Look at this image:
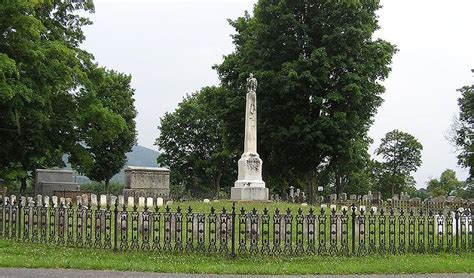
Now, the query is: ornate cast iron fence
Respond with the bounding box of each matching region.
[0,195,473,257]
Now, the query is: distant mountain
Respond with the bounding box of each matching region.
[72,145,160,184]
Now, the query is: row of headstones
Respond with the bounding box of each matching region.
[0,194,172,208]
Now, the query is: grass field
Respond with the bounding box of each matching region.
[0,239,473,275]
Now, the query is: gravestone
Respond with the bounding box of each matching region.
[349,194,357,201]
[339,193,347,202]
[123,166,170,199]
[372,192,382,205]
[35,169,80,196]
[330,194,337,203]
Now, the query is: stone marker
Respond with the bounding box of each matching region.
[35,169,80,195]
[157,197,164,207]
[10,195,16,205]
[166,200,173,206]
[44,196,49,207]
[340,193,347,201]
[52,196,58,207]
[341,205,348,212]
[138,197,145,208]
[118,195,125,206]
[330,204,337,211]
[231,74,268,201]
[301,203,308,207]
[65,198,72,207]
[90,194,97,207]
[82,194,89,207]
[59,197,65,206]
[99,195,107,207]
[20,196,26,206]
[146,197,153,208]
[289,186,295,199]
[321,204,327,210]
[76,195,82,206]
[350,194,357,201]
[36,195,43,206]
[371,206,378,213]
[330,194,337,203]
[128,196,135,208]
[203,199,210,203]
[359,205,366,212]
[110,196,117,206]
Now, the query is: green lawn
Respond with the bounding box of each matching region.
[0,239,472,275]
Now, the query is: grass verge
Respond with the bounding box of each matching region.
[0,239,473,275]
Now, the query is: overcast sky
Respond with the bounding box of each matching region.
[81,0,474,188]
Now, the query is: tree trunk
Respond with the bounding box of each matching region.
[105,179,110,194]
[20,177,27,195]
[215,173,222,196]
[307,171,316,204]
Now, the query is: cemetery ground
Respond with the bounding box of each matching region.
[0,238,473,275]
[1,200,473,275]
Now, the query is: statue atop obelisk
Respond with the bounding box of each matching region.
[231,73,268,201]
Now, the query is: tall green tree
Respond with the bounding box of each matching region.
[156,86,236,197]
[214,0,396,201]
[452,85,474,180]
[0,0,94,192]
[374,129,423,197]
[71,67,137,191]
[427,169,466,197]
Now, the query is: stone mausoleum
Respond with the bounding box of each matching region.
[123,166,170,199]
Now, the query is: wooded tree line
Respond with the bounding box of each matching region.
[0,0,136,192]
[157,0,473,200]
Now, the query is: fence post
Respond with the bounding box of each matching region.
[231,202,236,259]
[351,204,356,255]
[455,210,459,254]
[17,195,21,241]
[113,199,118,252]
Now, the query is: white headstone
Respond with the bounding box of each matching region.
[59,197,65,206]
[110,196,117,207]
[359,205,366,212]
[341,205,348,212]
[44,196,50,207]
[100,195,107,207]
[52,196,58,207]
[301,203,308,207]
[76,195,82,206]
[138,197,145,208]
[81,194,89,207]
[146,197,153,208]
[203,198,210,203]
[10,195,16,204]
[330,204,337,211]
[166,200,173,206]
[371,206,378,213]
[156,197,164,207]
[118,195,125,206]
[90,194,97,207]
[65,198,72,208]
[36,195,43,206]
[127,196,134,208]
[321,204,328,210]
[20,196,26,207]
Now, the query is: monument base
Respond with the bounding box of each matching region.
[123,188,169,199]
[231,182,268,201]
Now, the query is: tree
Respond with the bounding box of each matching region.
[452,85,474,180]
[156,87,236,197]
[374,130,423,197]
[214,0,396,201]
[71,67,137,191]
[427,169,466,197]
[0,0,94,192]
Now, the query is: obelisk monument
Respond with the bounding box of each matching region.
[231,73,269,201]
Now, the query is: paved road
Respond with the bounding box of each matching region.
[0,268,472,278]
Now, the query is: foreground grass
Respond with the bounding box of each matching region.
[0,239,473,275]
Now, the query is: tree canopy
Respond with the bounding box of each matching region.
[0,0,137,192]
[213,0,396,200]
[374,129,423,197]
